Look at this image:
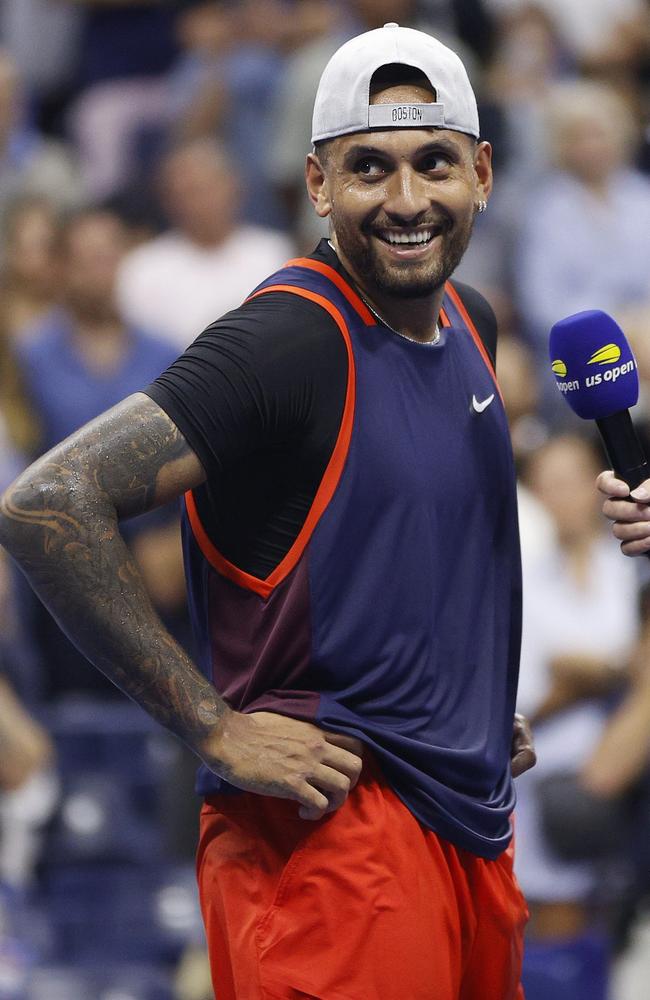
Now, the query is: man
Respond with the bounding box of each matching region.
[0,24,533,1000]
[117,138,294,348]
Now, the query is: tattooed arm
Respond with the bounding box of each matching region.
[0,393,362,818]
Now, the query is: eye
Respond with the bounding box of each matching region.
[354,156,388,177]
[419,151,451,172]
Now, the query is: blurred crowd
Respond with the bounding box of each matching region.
[1,1,650,999]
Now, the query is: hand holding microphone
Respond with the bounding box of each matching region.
[549,309,650,556]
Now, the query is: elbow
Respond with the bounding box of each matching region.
[0,471,61,557]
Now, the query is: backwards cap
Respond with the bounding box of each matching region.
[311,22,479,145]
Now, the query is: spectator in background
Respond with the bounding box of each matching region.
[0,0,82,116]
[495,333,553,563]
[458,4,567,289]
[496,334,549,466]
[514,80,650,354]
[17,207,186,699]
[484,0,647,81]
[581,589,650,1000]
[0,668,57,889]
[0,320,57,893]
[0,303,40,466]
[68,0,178,200]
[0,49,83,225]
[117,138,294,349]
[0,196,61,349]
[515,434,640,987]
[166,0,299,229]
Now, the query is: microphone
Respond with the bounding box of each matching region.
[549,310,649,489]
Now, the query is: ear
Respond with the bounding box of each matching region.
[474,140,493,203]
[305,152,332,218]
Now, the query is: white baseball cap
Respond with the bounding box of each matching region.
[311,22,479,144]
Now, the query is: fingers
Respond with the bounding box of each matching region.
[603,496,650,523]
[323,731,365,756]
[511,713,536,778]
[511,747,537,778]
[596,470,630,498]
[295,783,330,821]
[608,508,650,555]
[297,764,353,821]
[599,471,650,556]
[321,741,364,789]
[313,763,354,812]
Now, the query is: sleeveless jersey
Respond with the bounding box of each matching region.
[181,255,522,859]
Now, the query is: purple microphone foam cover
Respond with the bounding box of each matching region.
[549,310,639,420]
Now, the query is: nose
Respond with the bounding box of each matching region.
[382,162,430,222]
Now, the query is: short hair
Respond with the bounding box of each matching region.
[369,62,436,99]
[545,80,638,168]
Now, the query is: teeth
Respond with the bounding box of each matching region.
[381,230,433,245]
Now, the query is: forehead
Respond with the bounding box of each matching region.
[329,125,474,163]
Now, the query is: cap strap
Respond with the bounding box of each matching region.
[367,103,445,128]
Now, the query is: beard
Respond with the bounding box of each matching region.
[330,207,475,300]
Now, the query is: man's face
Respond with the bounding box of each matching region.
[63,214,127,320]
[308,83,491,302]
[160,147,239,247]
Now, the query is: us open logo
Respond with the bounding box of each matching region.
[583,343,635,387]
[551,343,636,394]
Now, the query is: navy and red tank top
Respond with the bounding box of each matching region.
[178,250,522,859]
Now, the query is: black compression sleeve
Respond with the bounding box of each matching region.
[144,291,348,487]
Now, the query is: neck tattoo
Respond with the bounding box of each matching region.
[327,240,441,345]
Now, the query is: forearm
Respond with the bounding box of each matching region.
[581,684,650,796]
[0,447,227,758]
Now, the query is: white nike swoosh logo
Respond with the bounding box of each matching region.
[471,393,495,413]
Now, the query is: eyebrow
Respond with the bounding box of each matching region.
[342,137,463,168]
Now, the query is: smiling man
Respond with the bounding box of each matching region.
[0,23,532,1000]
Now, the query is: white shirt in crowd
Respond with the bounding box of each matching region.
[117,226,295,351]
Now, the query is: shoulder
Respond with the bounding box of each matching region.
[448,279,498,361]
[201,287,345,356]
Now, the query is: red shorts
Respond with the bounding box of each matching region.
[196,760,528,1000]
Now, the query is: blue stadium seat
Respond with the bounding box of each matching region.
[47,772,161,865]
[41,863,202,966]
[522,933,610,1000]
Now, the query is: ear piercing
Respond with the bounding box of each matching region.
[477,200,487,214]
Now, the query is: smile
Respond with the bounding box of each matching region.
[376,228,436,246]
[373,227,442,258]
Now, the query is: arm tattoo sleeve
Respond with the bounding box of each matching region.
[0,393,228,756]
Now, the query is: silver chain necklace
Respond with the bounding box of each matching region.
[327,240,441,346]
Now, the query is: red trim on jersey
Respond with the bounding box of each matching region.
[185,283,356,599]
[445,282,503,402]
[284,257,377,326]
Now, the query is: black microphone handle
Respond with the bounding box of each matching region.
[595,409,649,491]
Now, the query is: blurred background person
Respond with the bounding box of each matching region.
[0,668,57,891]
[16,206,187,700]
[515,434,641,998]
[0,195,61,348]
[581,587,650,1000]
[117,137,294,349]
[0,48,82,227]
[513,80,650,355]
